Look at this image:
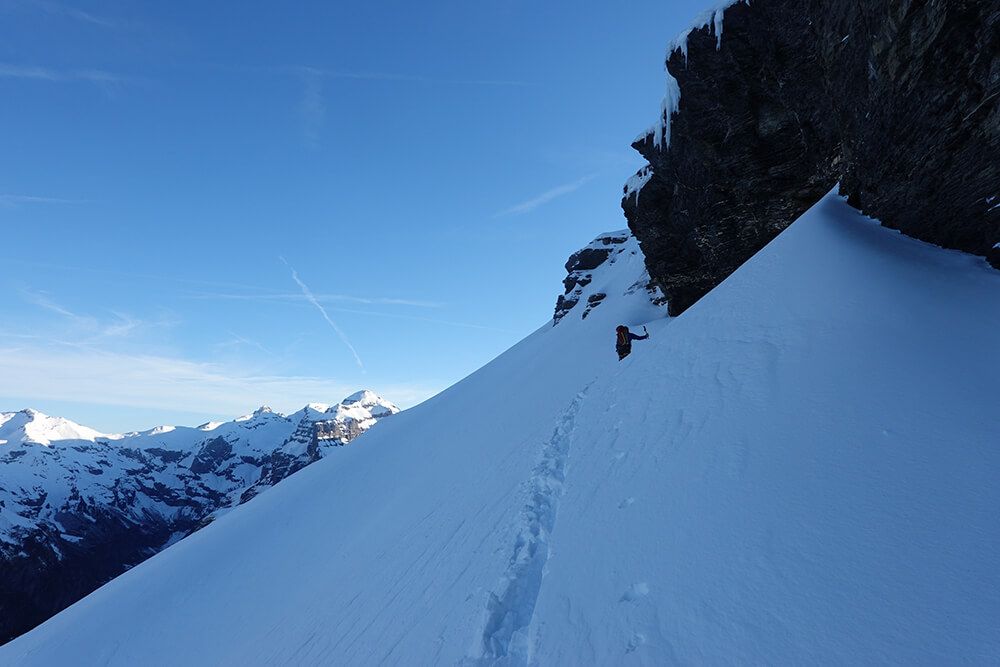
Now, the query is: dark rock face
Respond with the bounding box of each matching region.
[189,437,233,474]
[625,0,1000,315]
[828,1,1000,263]
[314,418,364,444]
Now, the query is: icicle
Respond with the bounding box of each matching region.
[624,165,654,204]
[642,0,751,151]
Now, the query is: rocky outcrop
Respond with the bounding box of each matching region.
[0,393,398,645]
[553,230,665,323]
[625,0,1000,315]
[555,231,629,322]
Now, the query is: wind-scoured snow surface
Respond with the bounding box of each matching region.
[4,194,1000,664]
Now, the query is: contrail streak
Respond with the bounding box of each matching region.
[282,259,364,370]
[493,174,597,217]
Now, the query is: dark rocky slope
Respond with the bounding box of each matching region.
[625,0,1000,315]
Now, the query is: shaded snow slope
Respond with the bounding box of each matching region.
[4,194,999,664]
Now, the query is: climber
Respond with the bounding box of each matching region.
[615,325,649,361]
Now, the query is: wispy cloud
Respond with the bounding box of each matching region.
[0,344,438,418]
[281,258,365,370]
[4,258,318,294]
[314,305,516,334]
[259,64,528,146]
[186,291,511,332]
[102,311,146,338]
[254,63,532,88]
[5,259,455,315]
[0,193,85,207]
[187,290,445,309]
[0,63,133,89]
[315,69,533,87]
[494,174,598,217]
[21,289,167,341]
[298,67,325,148]
[1,287,438,419]
[27,0,120,28]
[23,290,87,323]
[215,331,273,356]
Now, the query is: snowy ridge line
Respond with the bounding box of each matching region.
[475,386,591,664]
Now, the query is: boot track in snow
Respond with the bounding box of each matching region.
[475,386,590,664]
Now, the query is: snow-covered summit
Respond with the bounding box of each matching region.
[337,389,398,416]
[313,391,400,445]
[344,389,374,403]
[222,393,398,427]
[0,408,113,446]
[236,405,278,422]
[197,421,223,431]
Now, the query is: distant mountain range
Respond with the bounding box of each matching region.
[0,390,399,644]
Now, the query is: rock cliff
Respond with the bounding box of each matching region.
[625,0,1000,315]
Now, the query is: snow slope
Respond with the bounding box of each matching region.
[3,193,999,664]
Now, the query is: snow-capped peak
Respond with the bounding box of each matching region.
[338,389,399,414]
[0,393,401,450]
[342,390,379,405]
[331,390,399,419]
[0,409,112,446]
[236,405,278,422]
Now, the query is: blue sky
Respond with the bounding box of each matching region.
[1,0,709,432]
